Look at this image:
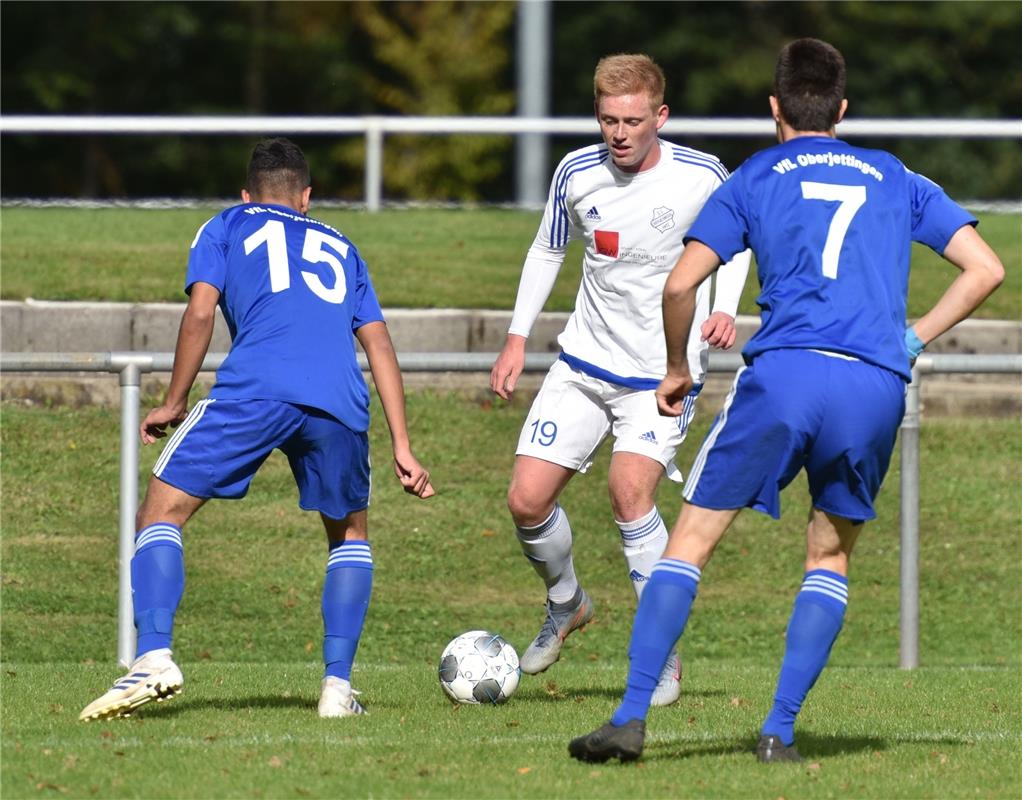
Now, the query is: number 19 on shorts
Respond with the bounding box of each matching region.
[529,420,558,447]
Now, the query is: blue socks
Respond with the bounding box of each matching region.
[322,540,374,681]
[761,569,848,745]
[611,559,701,726]
[131,523,185,658]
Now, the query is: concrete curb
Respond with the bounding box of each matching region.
[2,301,1019,416]
[2,300,1019,355]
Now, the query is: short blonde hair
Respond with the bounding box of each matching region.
[594,54,666,109]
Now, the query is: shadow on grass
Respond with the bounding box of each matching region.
[517,685,727,702]
[645,731,886,762]
[145,694,314,717]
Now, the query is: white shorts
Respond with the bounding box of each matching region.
[516,359,699,483]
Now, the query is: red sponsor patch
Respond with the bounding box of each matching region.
[594,229,619,258]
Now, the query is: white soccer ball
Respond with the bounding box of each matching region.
[438,630,521,705]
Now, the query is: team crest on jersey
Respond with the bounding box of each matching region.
[594,230,619,257]
[650,206,675,233]
[585,206,601,221]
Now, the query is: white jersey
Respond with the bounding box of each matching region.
[509,139,750,387]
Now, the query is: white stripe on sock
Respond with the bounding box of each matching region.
[652,559,701,583]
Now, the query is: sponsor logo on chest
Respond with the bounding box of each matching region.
[594,229,619,258]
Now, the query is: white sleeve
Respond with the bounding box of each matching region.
[711,248,751,317]
[507,158,578,337]
[508,242,567,338]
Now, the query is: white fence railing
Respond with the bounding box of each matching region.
[2,350,1020,669]
[3,115,1020,210]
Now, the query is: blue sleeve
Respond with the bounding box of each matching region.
[908,171,977,255]
[683,170,751,264]
[351,251,385,330]
[184,214,228,295]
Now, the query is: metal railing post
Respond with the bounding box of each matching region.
[899,364,922,668]
[365,120,384,212]
[118,362,141,667]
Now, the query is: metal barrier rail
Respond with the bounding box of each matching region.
[2,351,1020,668]
[4,115,1019,211]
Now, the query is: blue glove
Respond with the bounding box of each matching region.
[905,326,926,360]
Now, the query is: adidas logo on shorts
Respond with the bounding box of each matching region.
[639,430,658,444]
[585,206,601,221]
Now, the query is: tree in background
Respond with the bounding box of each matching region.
[1,1,1018,201]
[550,1,1022,200]
[339,1,515,201]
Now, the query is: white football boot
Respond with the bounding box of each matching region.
[649,651,681,707]
[318,676,367,718]
[79,649,183,721]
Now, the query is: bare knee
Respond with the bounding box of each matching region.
[608,485,655,523]
[804,508,862,575]
[135,477,204,530]
[607,454,662,522]
[322,510,368,545]
[507,484,554,528]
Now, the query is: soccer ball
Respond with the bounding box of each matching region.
[438,630,521,705]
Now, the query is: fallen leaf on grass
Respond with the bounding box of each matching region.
[516,767,531,775]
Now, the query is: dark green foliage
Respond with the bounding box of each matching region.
[1,1,1019,200]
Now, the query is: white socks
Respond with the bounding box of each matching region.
[516,505,579,604]
[616,506,669,600]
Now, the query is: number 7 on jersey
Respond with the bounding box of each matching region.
[800,181,866,279]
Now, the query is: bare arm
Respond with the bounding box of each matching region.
[140,281,220,444]
[910,225,1005,346]
[658,241,724,416]
[356,320,435,498]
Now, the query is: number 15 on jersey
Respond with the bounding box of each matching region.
[244,219,350,304]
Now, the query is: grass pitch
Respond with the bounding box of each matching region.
[1,207,1019,319]
[1,395,1020,798]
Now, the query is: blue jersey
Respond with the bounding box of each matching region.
[686,136,975,380]
[185,203,384,431]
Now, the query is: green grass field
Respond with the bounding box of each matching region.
[2,396,1020,798]
[1,207,1019,319]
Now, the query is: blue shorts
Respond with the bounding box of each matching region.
[153,398,370,520]
[684,349,906,523]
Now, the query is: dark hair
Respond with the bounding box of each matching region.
[773,38,846,132]
[245,137,310,199]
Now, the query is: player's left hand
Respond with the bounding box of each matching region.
[700,311,737,350]
[656,372,694,417]
[393,448,436,499]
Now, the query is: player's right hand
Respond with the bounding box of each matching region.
[656,372,694,417]
[140,404,188,445]
[490,335,527,401]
